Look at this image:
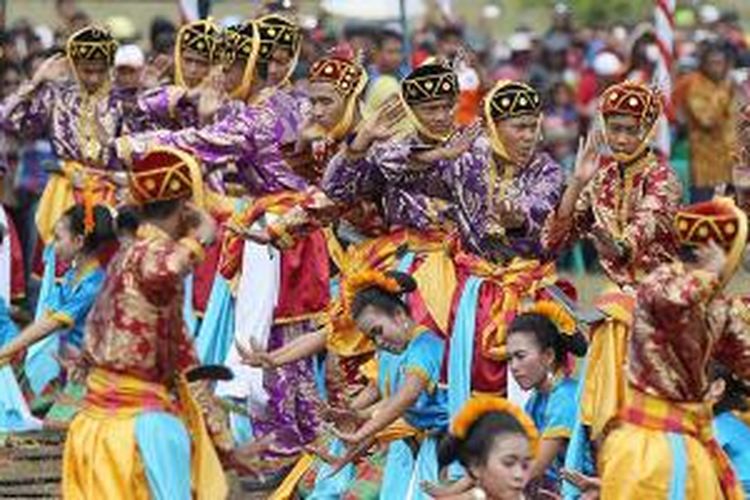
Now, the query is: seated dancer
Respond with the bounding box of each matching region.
[0,26,125,246]
[288,270,448,499]
[432,396,539,500]
[540,82,682,488]
[0,204,116,427]
[127,18,223,132]
[438,81,565,424]
[506,303,586,495]
[62,147,229,499]
[708,362,750,497]
[598,197,749,500]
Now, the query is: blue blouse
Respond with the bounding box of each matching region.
[377,328,449,432]
[714,411,750,497]
[45,262,106,349]
[525,376,579,484]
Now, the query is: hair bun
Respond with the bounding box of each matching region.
[563,330,588,357]
[385,270,417,294]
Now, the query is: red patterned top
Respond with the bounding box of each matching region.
[542,152,682,288]
[629,262,750,402]
[83,224,200,384]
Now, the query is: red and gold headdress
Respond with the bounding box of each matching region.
[67,25,118,65]
[128,146,205,207]
[675,197,748,286]
[309,45,369,140]
[599,81,662,163]
[451,396,539,456]
[174,18,222,88]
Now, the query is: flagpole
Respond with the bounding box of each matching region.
[654,0,675,157]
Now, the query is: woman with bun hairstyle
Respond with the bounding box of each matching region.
[289,269,448,499]
[433,396,539,500]
[506,301,587,494]
[0,203,116,425]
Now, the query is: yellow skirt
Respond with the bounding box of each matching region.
[599,422,723,499]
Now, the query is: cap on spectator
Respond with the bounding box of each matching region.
[114,44,144,68]
[699,4,720,25]
[593,51,623,76]
[508,32,532,53]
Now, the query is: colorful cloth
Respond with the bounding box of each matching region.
[254,84,309,147]
[542,152,681,288]
[600,387,743,500]
[714,411,750,497]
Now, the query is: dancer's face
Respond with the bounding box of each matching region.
[266,47,294,86]
[494,114,541,166]
[604,114,643,159]
[411,97,456,139]
[309,82,346,132]
[224,58,247,93]
[75,59,110,94]
[355,305,410,354]
[470,432,532,500]
[180,48,211,88]
[507,331,554,391]
[54,216,84,263]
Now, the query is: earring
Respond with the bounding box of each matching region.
[471,487,488,500]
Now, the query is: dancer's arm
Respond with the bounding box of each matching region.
[0,316,62,365]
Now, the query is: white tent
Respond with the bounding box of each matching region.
[320,0,426,20]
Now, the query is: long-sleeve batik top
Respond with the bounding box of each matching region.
[446,135,564,260]
[82,224,201,383]
[542,151,682,288]
[0,81,126,169]
[123,84,200,133]
[629,262,750,402]
[323,134,455,232]
[116,103,309,196]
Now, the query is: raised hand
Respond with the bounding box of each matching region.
[141,54,172,88]
[573,127,603,185]
[350,96,407,153]
[31,54,70,86]
[410,119,483,165]
[197,67,227,122]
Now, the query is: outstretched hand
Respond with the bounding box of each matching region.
[573,126,604,185]
[236,338,275,369]
[31,54,70,86]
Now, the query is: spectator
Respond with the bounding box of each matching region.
[363,27,403,118]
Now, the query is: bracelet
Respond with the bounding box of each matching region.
[178,236,206,262]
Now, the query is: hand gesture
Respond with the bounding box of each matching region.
[184,203,217,245]
[495,199,525,229]
[197,67,226,122]
[31,54,70,86]
[410,120,483,164]
[695,239,727,277]
[236,338,275,369]
[350,96,406,153]
[561,469,601,499]
[141,54,172,88]
[573,127,603,185]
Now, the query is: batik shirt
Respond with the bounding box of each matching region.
[116,104,309,196]
[323,134,455,232]
[542,151,682,288]
[629,262,750,402]
[0,81,125,169]
[446,135,564,260]
[82,224,200,384]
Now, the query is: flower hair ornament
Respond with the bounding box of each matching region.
[451,396,540,456]
[524,299,577,336]
[342,269,403,315]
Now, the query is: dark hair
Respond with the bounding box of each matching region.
[61,204,117,254]
[351,271,417,319]
[0,60,21,80]
[438,411,528,472]
[138,198,183,221]
[115,205,140,234]
[709,362,750,415]
[508,312,587,366]
[375,28,402,49]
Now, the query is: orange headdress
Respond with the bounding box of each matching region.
[128,146,205,207]
[599,81,662,163]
